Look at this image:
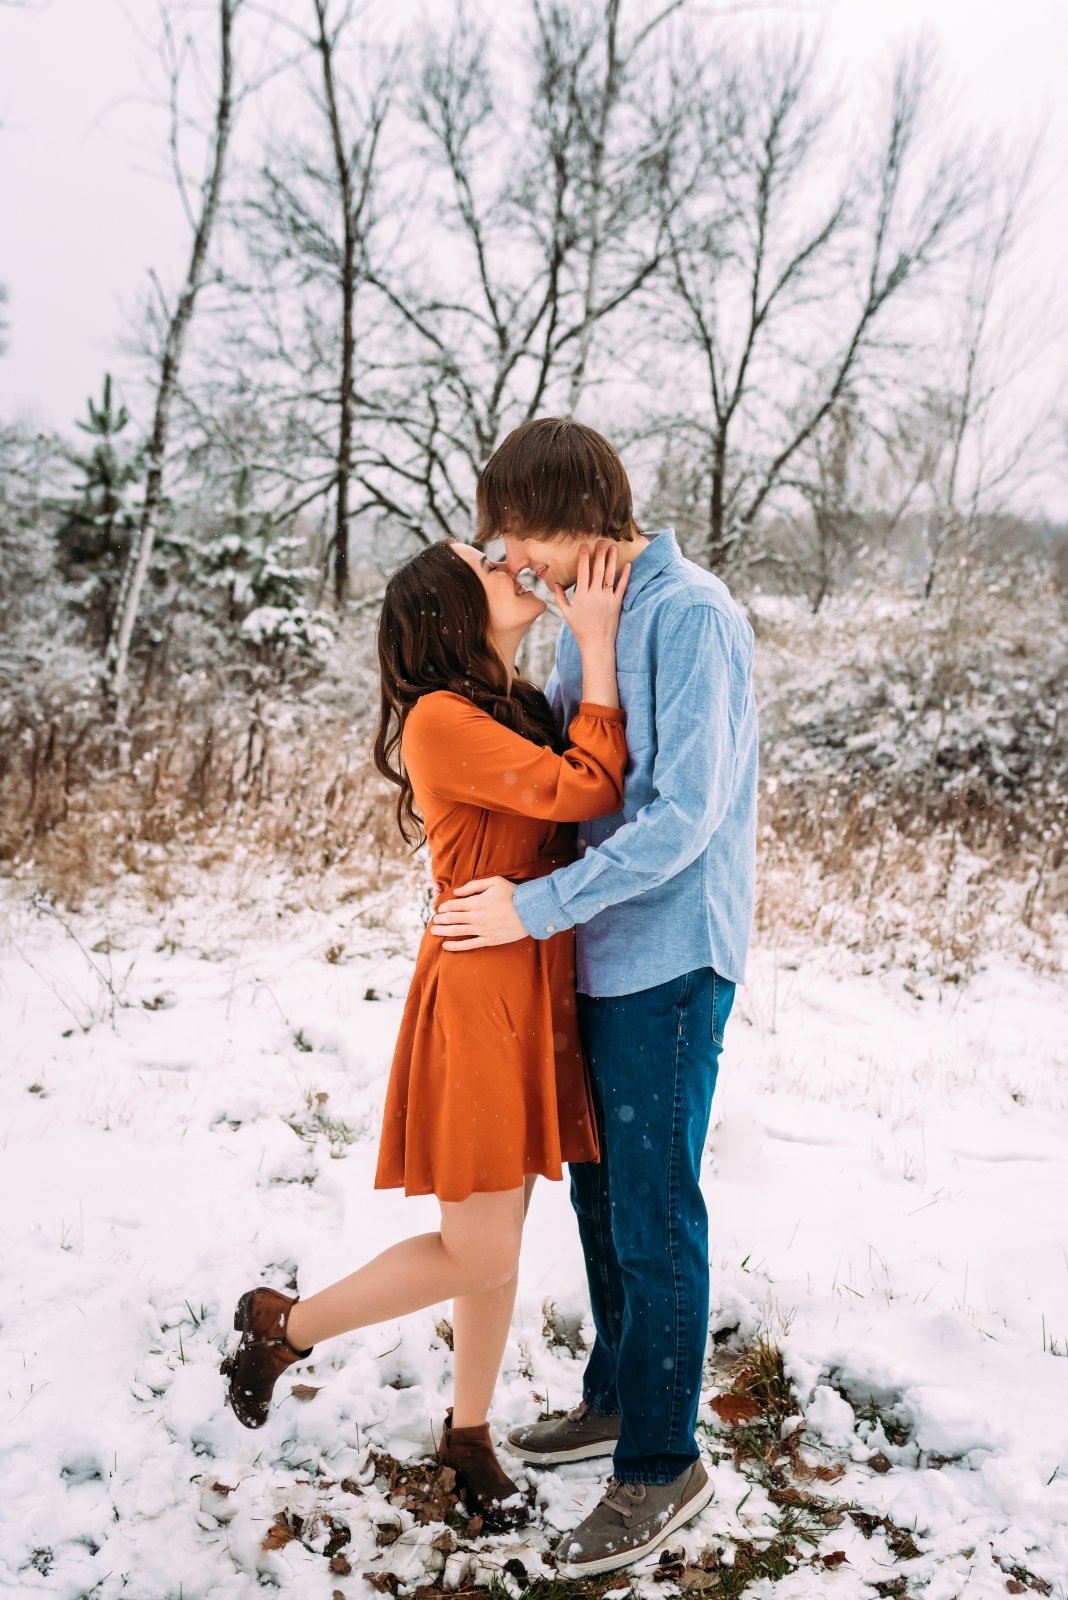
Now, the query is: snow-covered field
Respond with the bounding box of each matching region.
[2,875,1066,1599]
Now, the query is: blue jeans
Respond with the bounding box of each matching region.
[570,965,735,1484]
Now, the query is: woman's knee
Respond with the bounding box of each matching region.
[443,1229,520,1289]
[479,1244,522,1290]
[440,1190,524,1289]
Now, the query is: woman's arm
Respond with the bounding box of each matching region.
[404,540,630,823]
[404,693,627,823]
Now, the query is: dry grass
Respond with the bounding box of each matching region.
[755,784,1064,980]
[0,690,416,912]
[1,691,1062,980]
[2,576,1064,980]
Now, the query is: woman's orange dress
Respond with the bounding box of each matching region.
[373,690,628,1202]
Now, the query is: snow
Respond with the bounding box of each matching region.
[1,875,1066,1598]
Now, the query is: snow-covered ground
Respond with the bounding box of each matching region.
[2,876,1066,1599]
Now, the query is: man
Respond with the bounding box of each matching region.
[429,416,758,1578]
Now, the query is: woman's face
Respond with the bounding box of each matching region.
[448,540,546,633]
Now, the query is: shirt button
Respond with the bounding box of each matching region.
[598,901,606,909]
[545,923,556,933]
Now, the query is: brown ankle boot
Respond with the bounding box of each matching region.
[220,1287,314,1429]
[438,1406,529,1529]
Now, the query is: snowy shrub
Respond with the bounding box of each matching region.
[191,468,336,668]
[240,603,335,657]
[752,568,1066,975]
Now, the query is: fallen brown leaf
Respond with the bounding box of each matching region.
[709,1394,760,1425]
[362,1573,399,1594]
[822,1551,849,1568]
[261,1515,295,1551]
[330,1554,352,1575]
[290,1383,322,1401]
[680,1566,721,1591]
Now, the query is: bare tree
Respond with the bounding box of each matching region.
[354,0,684,535]
[916,140,1048,598]
[104,0,241,717]
[172,1,690,571]
[192,0,687,566]
[179,5,399,587]
[310,0,392,602]
[653,37,984,568]
[563,0,687,411]
[781,396,870,612]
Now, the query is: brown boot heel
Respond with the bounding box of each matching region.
[438,1406,529,1530]
[221,1286,314,1429]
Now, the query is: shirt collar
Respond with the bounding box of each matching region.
[621,527,680,611]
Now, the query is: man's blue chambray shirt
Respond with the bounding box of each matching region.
[512,528,758,998]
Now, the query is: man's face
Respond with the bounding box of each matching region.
[498,532,592,592]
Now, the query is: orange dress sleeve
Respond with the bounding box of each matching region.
[403,690,627,822]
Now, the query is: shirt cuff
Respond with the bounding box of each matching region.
[513,873,573,940]
[576,701,626,723]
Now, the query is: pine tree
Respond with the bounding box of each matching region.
[54,376,144,642]
[202,466,333,664]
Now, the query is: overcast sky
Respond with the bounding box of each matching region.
[2,0,1066,512]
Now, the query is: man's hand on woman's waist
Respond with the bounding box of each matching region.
[429,877,528,950]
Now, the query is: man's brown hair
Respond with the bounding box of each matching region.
[475,416,642,545]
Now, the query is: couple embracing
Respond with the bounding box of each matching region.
[221,417,758,1579]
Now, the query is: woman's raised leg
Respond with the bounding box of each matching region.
[451,1176,537,1427]
[284,1184,526,1352]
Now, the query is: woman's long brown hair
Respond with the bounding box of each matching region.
[373,538,565,848]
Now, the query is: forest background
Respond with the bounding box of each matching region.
[2,0,1065,967]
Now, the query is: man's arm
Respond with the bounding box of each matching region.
[427,600,751,952]
[512,601,750,939]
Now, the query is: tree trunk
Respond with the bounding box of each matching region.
[707,432,727,568]
[811,511,831,613]
[566,0,620,414]
[314,0,356,607]
[335,263,354,604]
[103,0,237,720]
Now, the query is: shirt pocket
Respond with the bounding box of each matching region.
[617,668,654,756]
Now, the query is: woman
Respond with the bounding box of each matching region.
[221,535,630,1526]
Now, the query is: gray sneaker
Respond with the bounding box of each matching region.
[556,1459,714,1577]
[506,1399,621,1464]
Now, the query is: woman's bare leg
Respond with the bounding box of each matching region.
[451,1176,538,1428]
[284,1185,526,1352]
